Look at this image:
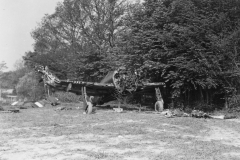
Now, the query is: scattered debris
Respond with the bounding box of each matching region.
[11,101,24,106]
[47,96,60,106]
[35,102,43,108]
[191,110,210,118]
[55,106,73,111]
[11,101,18,106]
[0,109,20,113]
[161,109,237,120]
[209,115,225,119]
[113,108,123,112]
[23,102,38,108]
[19,106,28,109]
[161,109,190,118]
[37,99,48,107]
[209,115,237,120]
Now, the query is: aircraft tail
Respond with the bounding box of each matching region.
[35,65,61,85]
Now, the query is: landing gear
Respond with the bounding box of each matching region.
[82,87,93,114]
[155,100,164,112]
[155,88,164,112]
[83,101,93,114]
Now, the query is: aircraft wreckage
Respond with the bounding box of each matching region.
[36,65,165,114]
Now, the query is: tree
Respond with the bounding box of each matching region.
[25,0,129,82]
[14,59,25,71]
[0,61,8,100]
[15,72,45,100]
[115,0,240,108]
[0,59,28,89]
[23,0,240,108]
[0,61,7,72]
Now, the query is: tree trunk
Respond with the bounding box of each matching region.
[206,90,209,104]
[225,97,229,109]
[199,87,204,102]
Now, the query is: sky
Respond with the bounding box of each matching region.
[0,0,63,71]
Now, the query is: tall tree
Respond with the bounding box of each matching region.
[0,59,28,93]
[116,0,240,107]
[15,72,45,100]
[25,0,129,81]
[0,61,7,72]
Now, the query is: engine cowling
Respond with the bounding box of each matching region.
[112,67,140,93]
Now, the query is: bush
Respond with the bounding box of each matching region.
[229,95,240,107]
[16,72,45,101]
[191,101,216,112]
[52,92,80,103]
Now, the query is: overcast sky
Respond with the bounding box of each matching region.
[0,0,63,71]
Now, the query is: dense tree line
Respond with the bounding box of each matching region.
[20,0,240,109]
[116,0,240,109]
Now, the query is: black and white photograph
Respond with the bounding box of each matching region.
[1,0,240,159]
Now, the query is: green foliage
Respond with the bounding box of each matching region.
[52,91,80,103]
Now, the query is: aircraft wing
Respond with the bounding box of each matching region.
[57,80,115,96]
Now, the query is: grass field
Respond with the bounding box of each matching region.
[1,104,240,160]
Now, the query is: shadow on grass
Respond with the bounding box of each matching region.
[95,103,154,112]
[48,101,155,114]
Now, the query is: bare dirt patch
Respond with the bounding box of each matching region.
[1,107,240,160]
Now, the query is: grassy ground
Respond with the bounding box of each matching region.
[0,104,240,160]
